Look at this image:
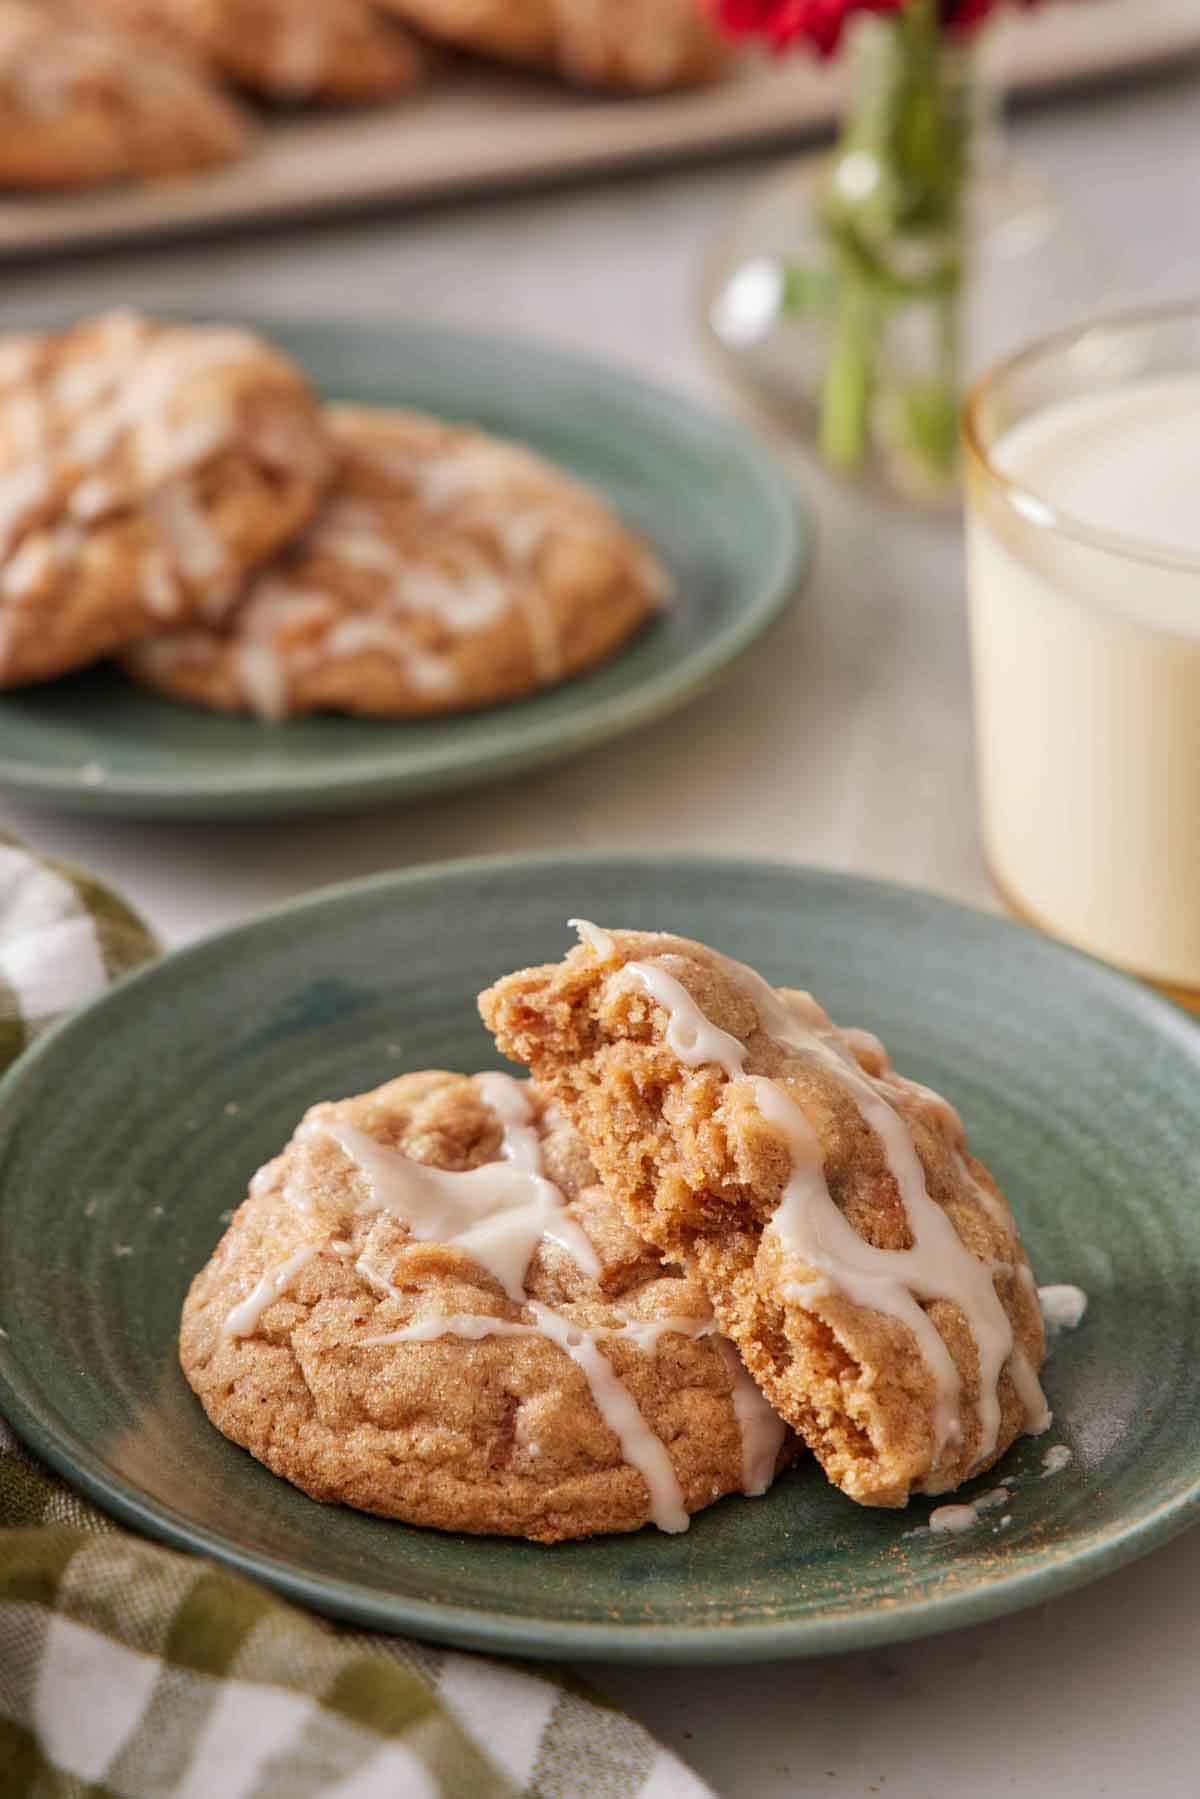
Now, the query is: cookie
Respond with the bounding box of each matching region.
[0,311,334,687]
[124,405,668,719]
[0,1,249,190]
[180,1071,793,1540]
[375,0,731,91]
[480,924,1050,1508]
[56,0,425,103]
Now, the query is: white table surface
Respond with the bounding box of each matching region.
[5,60,1200,1799]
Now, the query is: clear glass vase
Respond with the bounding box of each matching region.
[702,8,1110,508]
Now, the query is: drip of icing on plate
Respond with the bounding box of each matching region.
[573,921,1051,1488]
[927,1486,1010,1535]
[1039,1284,1088,1332]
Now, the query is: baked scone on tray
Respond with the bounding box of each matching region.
[376,0,732,91]
[181,1071,793,1541]
[0,0,249,191]
[0,310,334,686]
[125,405,669,719]
[480,924,1050,1508]
[53,0,426,104]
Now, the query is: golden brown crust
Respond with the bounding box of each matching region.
[124,405,666,719]
[180,1071,796,1541]
[0,0,249,190]
[480,929,1047,1507]
[55,0,426,102]
[0,311,333,686]
[375,0,732,91]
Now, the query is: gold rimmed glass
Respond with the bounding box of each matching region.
[964,303,1200,1009]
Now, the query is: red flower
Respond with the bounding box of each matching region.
[713,0,902,56]
[711,0,1041,55]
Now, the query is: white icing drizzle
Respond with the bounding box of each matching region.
[326,1118,588,1299]
[1042,1444,1073,1477]
[319,526,397,574]
[400,556,509,633]
[762,1075,969,1466]
[365,1311,534,1347]
[67,327,257,477]
[612,936,1050,1480]
[1039,1284,1088,1331]
[323,617,453,691]
[928,1486,1009,1534]
[620,958,746,1078]
[235,641,290,723]
[249,1161,277,1199]
[69,475,115,522]
[715,1337,788,1495]
[382,437,548,511]
[323,1075,601,1301]
[0,536,51,600]
[0,460,49,560]
[361,1302,689,1533]
[474,1071,543,1171]
[223,1243,317,1337]
[531,1301,689,1531]
[139,551,183,619]
[607,1313,711,1350]
[570,918,616,959]
[354,1251,406,1302]
[150,482,229,590]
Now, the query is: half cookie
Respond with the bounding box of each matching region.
[480,925,1049,1507]
[126,406,668,719]
[180,1071,792,1541]
[0,311,333,685]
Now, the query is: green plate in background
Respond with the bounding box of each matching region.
[0,855,1197,1662]
[0,318,809,818]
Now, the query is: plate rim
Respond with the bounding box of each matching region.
[2,850,1200,1662]
[0,316,812,817]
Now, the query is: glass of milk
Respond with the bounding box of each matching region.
[964,305,1200,1003]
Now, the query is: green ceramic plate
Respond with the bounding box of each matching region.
[0,316,809,818]
[0,855,1198,1662]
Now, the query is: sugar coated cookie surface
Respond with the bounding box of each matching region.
[0,0,249,190]
[0,311,333,686]
[180,1071,792,1540]
[125,405,668,719]
[376,0,731,91]
[481,925,1049,1508]
[61,0,425,102]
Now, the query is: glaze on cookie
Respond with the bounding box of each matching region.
[0,311,333,685]
[480,926,1049,1507]
[180,1071,792,1540]
[57,0,425,103]
[125,406,668,719]
[375,0,731,91]
[0,0,249,190]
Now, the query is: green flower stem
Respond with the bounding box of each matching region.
[781,0,972,489]
[819,296,876,468]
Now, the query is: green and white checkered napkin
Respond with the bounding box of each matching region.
[0,837,716,1799]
